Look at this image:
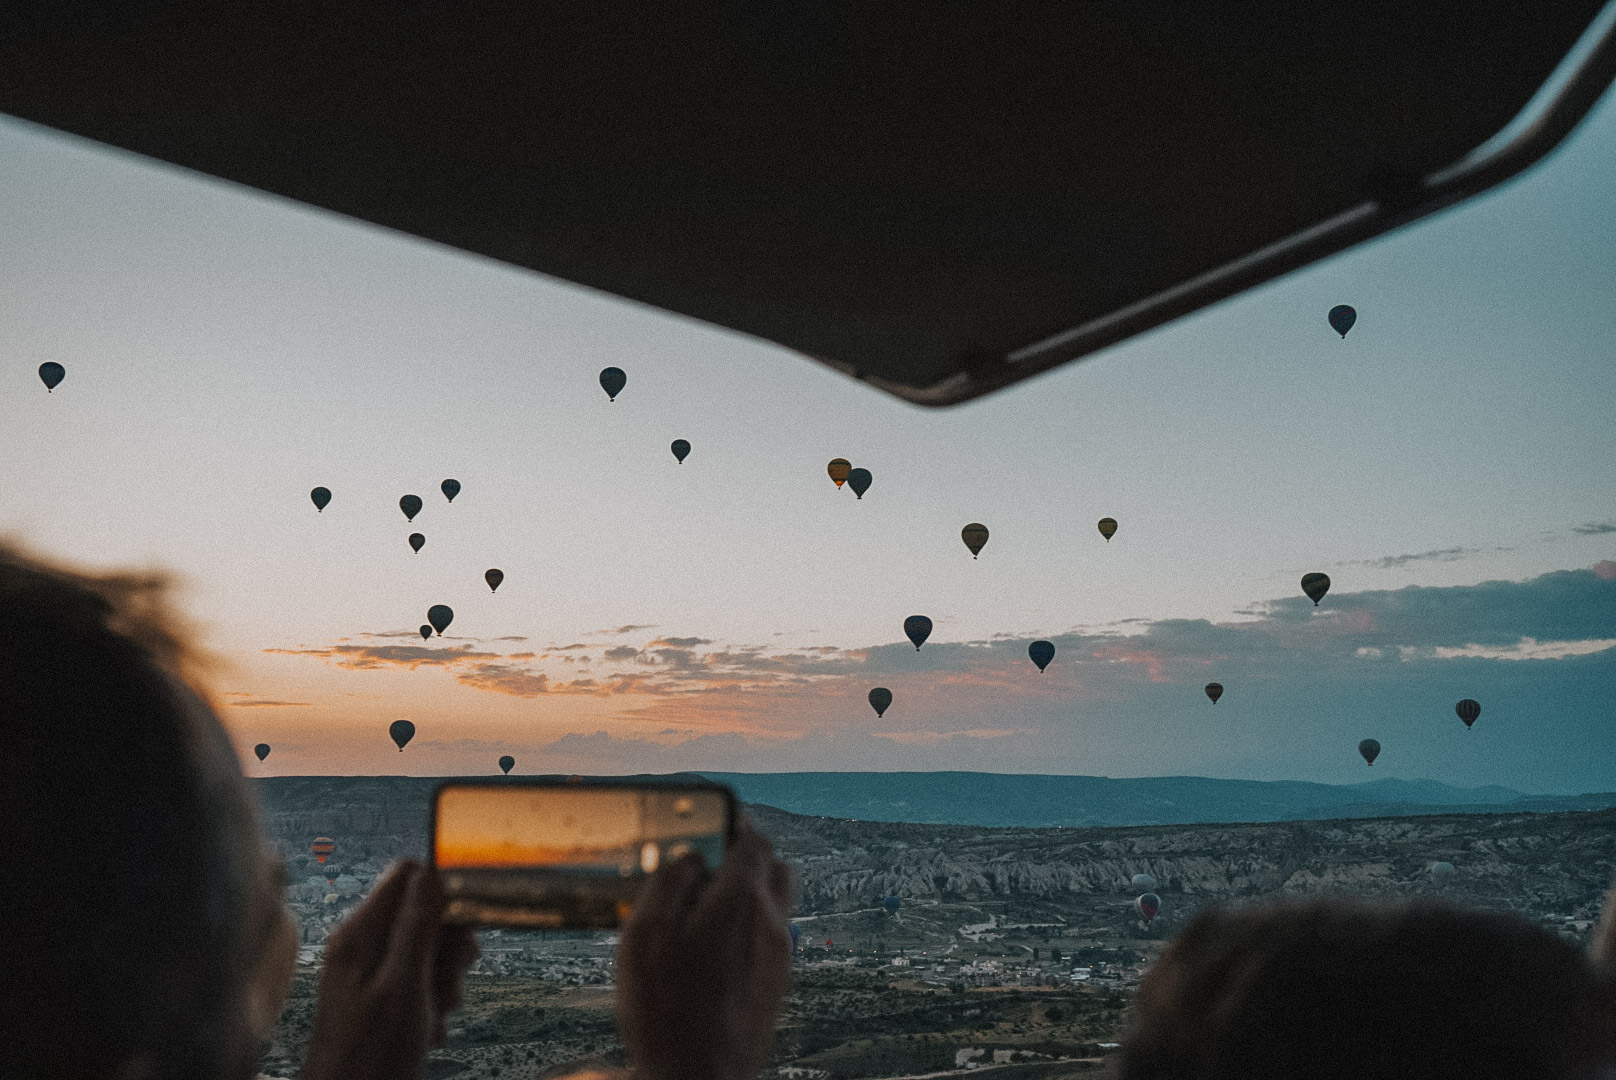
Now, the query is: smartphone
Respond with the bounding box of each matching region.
[431,778,735,929]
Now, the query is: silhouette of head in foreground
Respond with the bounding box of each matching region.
[0,544,297,1079]
[1120,897,1616,1080]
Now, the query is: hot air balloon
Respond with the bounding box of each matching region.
[311,837,335,864]
[1029,640,1055,672]
[1301,572,1331,605]
[254,743,271,762]
[409,533,425,553]
[1456,699,1481,728]
[827,459,851,489]
[1131,873,1157,891]
[419,625,433,641]
[847,468,872,499]
[400,495,423,522]
[1359,738,1380,766]
[671,439,690,463]
[389,720,416,751]
[1431,861,1456,880]
[310,487,332,512]
[1328,304,1357,338]
[904,615,932,650]
[485,569,503,593]
[441,479,460,502]
[323,864,340,885]
[1136,893,1161,923]
[38,362,66,391]
[868,687,893,717]
[499,755,515,775]
[1097,517,1118,541]
[600,367,627,401]
[1205,682,1224,704]
[883,895,901,914]
[427,605,453,635]
[961,523,989,558]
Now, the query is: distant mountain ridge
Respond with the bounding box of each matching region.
[694,772,1616,828]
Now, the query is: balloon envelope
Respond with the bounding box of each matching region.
[1431,861,1456,879]
[1028,640,1055,672]
[499,755,515,775]
[1328,304,1357,337]
[323,865,340,883]
[1097,517,1118,541]
[600,366,627,400]
[419,624,433,641]
[310,486,332,512]
[441,479,461,502]
[400,494,423,521]
[1456,699,1481,728]
[1205,682,1224,703]
[1301,572,1331,605]
[409,533,425,553]
[1359,738,1380,765]
[868,687,893,717]
[1136,893,1161,922]
[883,895,901,913]
[961,523,989,558]
[847,468,872,499]
[38,362,65,391]
[390,720,416,751]
[485,569,504,592]
[1131,873,1157,891]
[671,439,690,463]
[827,458,851,488]
[254,743,271,762]
[311,837,335,863]
[427,605,453,634]
[904,615,932,650]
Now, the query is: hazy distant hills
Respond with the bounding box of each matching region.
[696,772,1616,828]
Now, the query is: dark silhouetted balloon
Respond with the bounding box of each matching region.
[600,366,627,400]
[1137,893,1160,923]
[1456,699,1481,728]
[1359,738,1380,766]
[427,605,453,635]
[400,494,422,521]
[883,895,901,913]
[827,459,851,489]
[1205,682,1224,704]
[254,743,271,762]
[311,837,335,864]
[38,362,65,391]
[409,533,425,553]
[904,615,932,650]
[442,479,461,502]
[310,487,332,512]
[419,625,433,641]
[1029,640,1055,672]
[390,720,416,751]
[499,755,515,775]
[671,439,690,463]
[868,687,893,717]
[1328,304,1357,338]
[847,468,872,499]
[961,523,989,558]
[1301,572,1331,605]
[485,569,503,593]
[1131,873,1157,891]
[323,864,340,884]
[1098,517,1118,541]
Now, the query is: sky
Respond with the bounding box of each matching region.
[1,83,1613,793]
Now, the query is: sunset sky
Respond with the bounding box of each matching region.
[2,90,1613,793]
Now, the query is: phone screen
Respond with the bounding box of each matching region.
[433,781,732,929]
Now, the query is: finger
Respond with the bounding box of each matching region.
[432,927,480,1016]
[376,861,446,988]
[323,862,417,976]
[767,857,796,914]
[629,850,707,933]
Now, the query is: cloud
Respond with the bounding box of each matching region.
[651,637,712,648]
[603,645,642,661]
[493,635,530,642]
[1354,546,1479,569]
[264,644,500,670]
[455,664,552,697]
[611,625,657,634]
[1596,561,1616,581]
[1573,522,1616,535]
[223,698,314,708]
[1428,636,1616,661]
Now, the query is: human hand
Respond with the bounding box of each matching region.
[617,815,795,1080]
[302,861,480,1080]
